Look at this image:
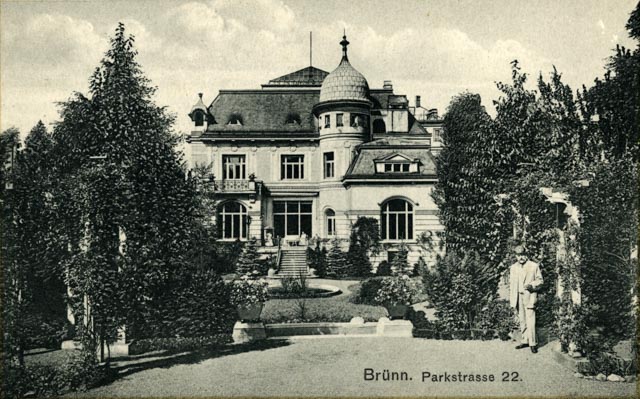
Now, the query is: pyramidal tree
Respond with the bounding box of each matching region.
[52,23,200,353]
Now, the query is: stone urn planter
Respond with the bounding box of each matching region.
[237,302,264,323]
[384,303,409,320]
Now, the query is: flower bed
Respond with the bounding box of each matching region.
[262,297,386,324]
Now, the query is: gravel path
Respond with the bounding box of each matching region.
[76,338,636,397]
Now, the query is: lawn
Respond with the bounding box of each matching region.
[261,279,387,323]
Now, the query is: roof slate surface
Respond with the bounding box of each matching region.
[206,90,320,133]
[266,66,329,86]
[346,139,437,178]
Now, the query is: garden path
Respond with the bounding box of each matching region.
[79,338,635,397]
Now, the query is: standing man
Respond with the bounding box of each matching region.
[509,245,544,353]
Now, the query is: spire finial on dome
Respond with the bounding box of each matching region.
[340,31,350,61]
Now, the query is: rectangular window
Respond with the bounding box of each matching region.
[281,155,304,180]
[327,216,335,236]
[222,155,246,179]
[336,113,343,127]
[324,115,330,128]
[384,162,411,173]
[350,114,366,128]
[273,200,313,239]
[324,152,335,178]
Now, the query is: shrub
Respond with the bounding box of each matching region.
[374,275,423,305]
[350,277,384,305]
[280,274,308,295]
[577,351,638,377]
[307,244,327,278]
[255,254,275,276]
[476,299,518,341]
[235,238,260,275]
[346,217,380,277]
[128,335,231,355]
[376,260,392,276]
[3,349,105,397]
[326,238,348,278]
[229,274,269,306]
[423,251,495,332]
[261,298,386,323]
[390,245,411,276]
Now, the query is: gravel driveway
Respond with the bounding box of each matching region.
[77,338,636,397]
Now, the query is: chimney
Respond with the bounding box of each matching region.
[383,80,393,90]
[415,95,421,108]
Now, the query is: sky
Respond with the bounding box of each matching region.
[1,0,637,138]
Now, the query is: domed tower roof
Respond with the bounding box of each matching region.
[318,34,370,103]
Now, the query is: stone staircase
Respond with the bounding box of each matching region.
[277,247,310,277]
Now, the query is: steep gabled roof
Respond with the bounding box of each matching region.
[205,90,320,134]
[263,66,329,87]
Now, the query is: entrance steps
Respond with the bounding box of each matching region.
[277,247,310,277]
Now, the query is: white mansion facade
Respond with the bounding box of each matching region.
[186,35,445,268]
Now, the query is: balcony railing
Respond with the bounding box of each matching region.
[213,179,262,194]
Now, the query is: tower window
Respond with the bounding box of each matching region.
[324,115,330,128]
[336,113,344,127]
[324,152,335,178]
[350,114,366,128]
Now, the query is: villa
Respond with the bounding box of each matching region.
[186,35,445,273]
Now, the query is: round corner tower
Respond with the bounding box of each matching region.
[313,34,372,240]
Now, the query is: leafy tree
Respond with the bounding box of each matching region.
[50,23,204,356]
[432,92,509,268]
[0,127,20,200]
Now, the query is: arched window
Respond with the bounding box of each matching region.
[373,119,386,134]
[219,201,248,240]
[325,209,336,237]
[381,199,413,240]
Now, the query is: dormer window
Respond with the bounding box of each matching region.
[195,111,204,127]
[375,153,419,174]
[384,163,410,173]
[285,112,301,125]
[228,113,243,126]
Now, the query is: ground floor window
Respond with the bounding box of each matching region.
[381,198,413,240]
[219,201,248,240]
[273,200,312,238]
[325,209,336,236]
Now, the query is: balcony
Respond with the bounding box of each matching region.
[212,179,263,197]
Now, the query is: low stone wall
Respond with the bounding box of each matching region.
[232,317,413,343]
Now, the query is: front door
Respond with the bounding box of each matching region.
[273,200,312,239]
